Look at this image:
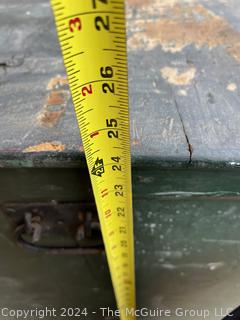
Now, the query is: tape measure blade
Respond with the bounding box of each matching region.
[51,1,135,319]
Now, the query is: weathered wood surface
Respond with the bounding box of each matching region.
[1,0,240,166]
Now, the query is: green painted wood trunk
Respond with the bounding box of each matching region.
[1,0,240,319]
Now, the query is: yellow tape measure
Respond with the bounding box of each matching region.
[51,0,135,319]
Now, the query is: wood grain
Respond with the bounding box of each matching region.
[0,0,240,166]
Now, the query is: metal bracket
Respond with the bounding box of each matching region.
[1,202,104,255]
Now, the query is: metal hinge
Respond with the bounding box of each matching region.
[1,202,104,255]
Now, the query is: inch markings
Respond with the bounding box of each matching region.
[51,1,135,320]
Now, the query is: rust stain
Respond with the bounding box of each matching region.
[128,1,240,61]
[23,142,65,153]
[160,67,196,86]
[38,76,70,128]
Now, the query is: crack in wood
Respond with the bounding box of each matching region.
[173,96,193,164]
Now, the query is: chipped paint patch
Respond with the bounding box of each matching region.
[131,119,142,146]
[128,2,240,61]
[227,83,237,92]
[46,75,68,90]
[160,67,196,86]
[178,89,188,96]
[37,76,70,127]
[23,142,65,153]
[127,0,194,16]
[127,0,151,8]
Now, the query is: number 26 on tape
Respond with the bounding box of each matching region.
[69,17,82,32]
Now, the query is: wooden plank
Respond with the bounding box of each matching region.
[1,0,240,166]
